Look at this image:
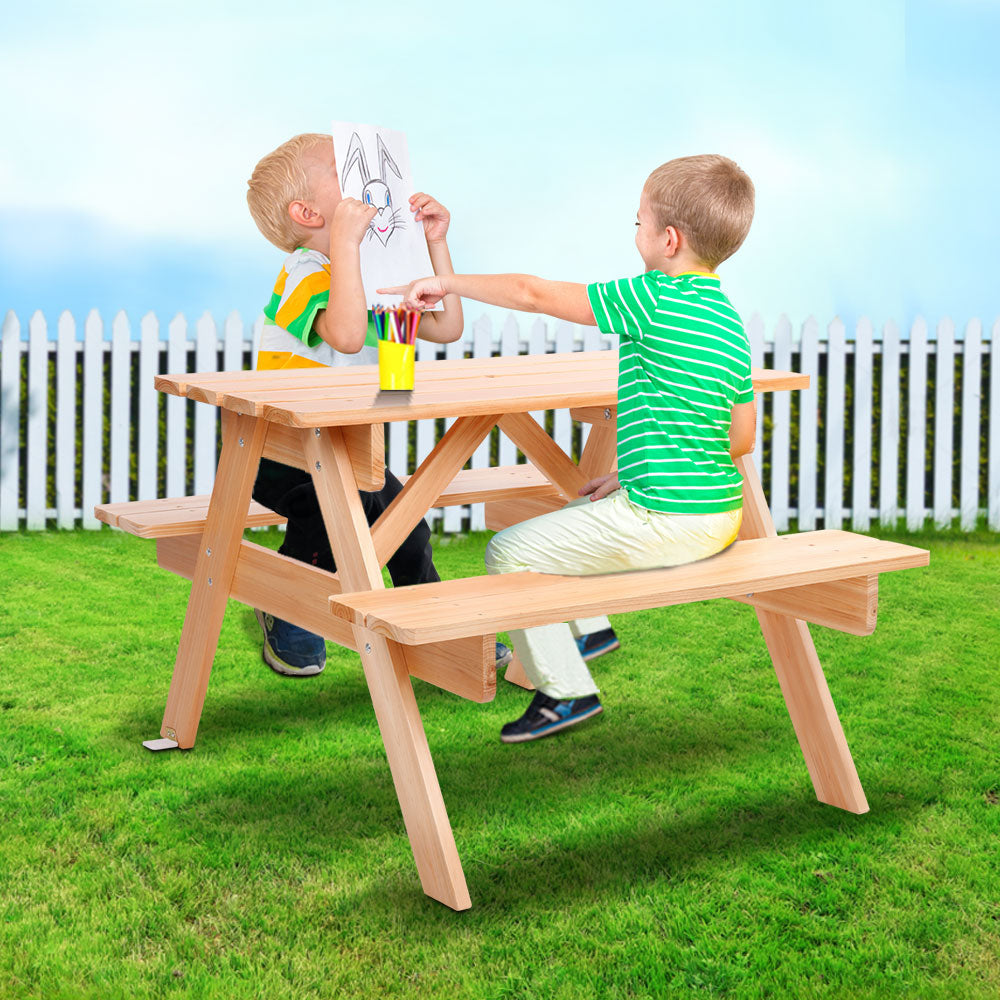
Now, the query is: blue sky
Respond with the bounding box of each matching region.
[0,0,997,335]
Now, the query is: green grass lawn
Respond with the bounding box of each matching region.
[1,525,998,999]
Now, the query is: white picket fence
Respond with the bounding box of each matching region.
[1,309,998,534]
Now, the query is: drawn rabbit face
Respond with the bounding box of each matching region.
[343,131,405,247]
[363,179,395,245]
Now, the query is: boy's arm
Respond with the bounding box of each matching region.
[380,273,598,327]
[729,400,757,457]
[312,199,376,353]
[409,193,464,344]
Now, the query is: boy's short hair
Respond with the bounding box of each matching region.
[247,132,331,252]
[644,155,755,269]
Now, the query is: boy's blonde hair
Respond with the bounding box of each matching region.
[247,132,331,252]
[644,155,754,269]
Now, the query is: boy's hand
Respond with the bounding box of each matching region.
[579,474,621,501]
[410,193,450,243]
[331,198,377,246]
[378,275,450,310]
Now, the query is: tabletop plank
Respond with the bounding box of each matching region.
[154,352,809,427]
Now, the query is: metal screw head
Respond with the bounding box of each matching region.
[604,407,612,420]
[205,547,212,556]
[365,643,372,653]
[207,577,213,586]
[315,461,322,471]
[314,428,321,437]
[238,437,245,447]
[166,727,176,740]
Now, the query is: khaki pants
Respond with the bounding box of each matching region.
[484,490,742,699]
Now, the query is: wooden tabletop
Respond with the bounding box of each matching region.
[155,351,809,428]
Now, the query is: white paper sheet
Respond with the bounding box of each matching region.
[331,121,440,309]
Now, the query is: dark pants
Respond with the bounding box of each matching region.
[252,458,440,588]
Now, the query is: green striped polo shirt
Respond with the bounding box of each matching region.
[587,270,754,514]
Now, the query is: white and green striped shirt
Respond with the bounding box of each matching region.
[587,271,754,514]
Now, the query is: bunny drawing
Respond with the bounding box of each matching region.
[342,131,406,246]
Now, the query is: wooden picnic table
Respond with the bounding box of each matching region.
[98,349,928,911]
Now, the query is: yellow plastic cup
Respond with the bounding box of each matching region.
[378,340,415,390]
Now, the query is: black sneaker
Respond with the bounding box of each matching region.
[500,691,603,743]
[575,627,620,662]
[254,608,326,677]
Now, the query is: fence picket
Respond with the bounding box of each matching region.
[442,335,465,533]
[138,313,159,501]
[554,322,574,461]
[852,318,873,530]
[934,318,955,528]
[770,316,791,531]
[906,318,928,530]
[529,318,547,430]
[990,320,1000,531]
[468,317,494,531]
[798,318,819,530]
[580,323,603,453]
[26,313,48,529]
[416,336,438,529]
[82,311,103,528]
[1,313,21,530]
[166,315,186,497]
[747,313,765,473]
[960,319,982,530]
[110,313,130,504]
[194,313,217,495]
[880,320,901,527]
[56,312,76,528]
[499,317,519,466]
[825,318,846,528]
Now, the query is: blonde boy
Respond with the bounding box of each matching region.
[245,133,477,676]
[385,154,757,742]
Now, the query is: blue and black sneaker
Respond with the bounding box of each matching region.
[575,627,620,662]
[254,609,326,677]
[495,642,513,669]
[500,690,603,743]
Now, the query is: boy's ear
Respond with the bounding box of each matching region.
[662,225,682,258]
[288,200,324,229]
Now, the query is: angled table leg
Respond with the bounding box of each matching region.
[735,453,869,814]
[302,425,472,910]
[578,410,618,480]
[160,412,268,748]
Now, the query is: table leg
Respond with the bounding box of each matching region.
[302,425,472,910]
[159,413,267,748]
[578,414,618,480]
[735,453,869,814]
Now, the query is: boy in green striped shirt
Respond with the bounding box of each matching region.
[383,154,758,742]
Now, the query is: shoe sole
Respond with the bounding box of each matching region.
[255,609,325,678]
[261,644,325,677]
[580,639,620,662]
[500,704,603,743]
[495,648,513,669]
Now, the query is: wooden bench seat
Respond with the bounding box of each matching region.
[95,465,563,540]
[330,530,930,644]
[96,496,287,538]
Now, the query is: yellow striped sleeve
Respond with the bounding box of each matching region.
[274,268,330,333]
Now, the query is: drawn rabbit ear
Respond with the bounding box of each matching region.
[341,132,370,187]
[376,133,402,184]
